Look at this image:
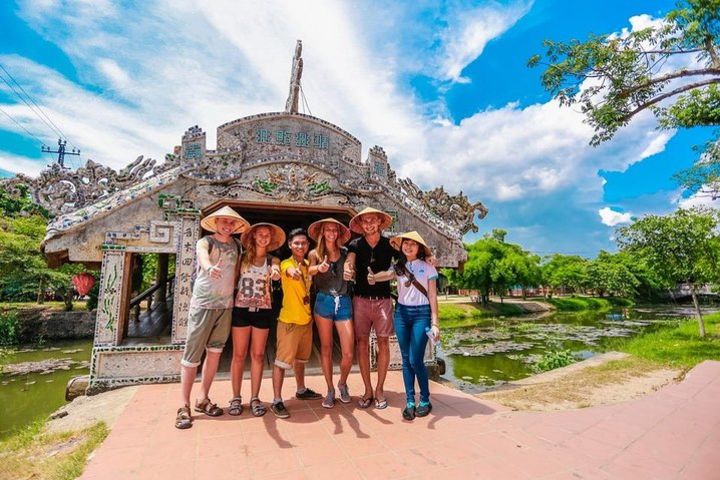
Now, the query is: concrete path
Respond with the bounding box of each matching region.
[80,361,720,479]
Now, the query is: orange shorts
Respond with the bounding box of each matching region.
[274,321,312,369]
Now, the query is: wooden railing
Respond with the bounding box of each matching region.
[129,275,175,322]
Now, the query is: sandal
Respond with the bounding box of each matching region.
[357,395,373,409]
[175,406,193,429]
[228,396,243,416]
[374,398,388,410]
[250,397,267,417]
[194,398,224,417]
[402,403,416,421]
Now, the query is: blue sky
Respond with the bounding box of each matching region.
[0,0,713,257]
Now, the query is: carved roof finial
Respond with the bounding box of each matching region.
[285,40,303,114]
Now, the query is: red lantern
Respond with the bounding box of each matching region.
[72,272,96,296]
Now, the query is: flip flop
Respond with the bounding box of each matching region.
[357,396,373,409]
[374,398,388,410]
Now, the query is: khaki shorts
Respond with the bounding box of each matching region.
[274,321,312,369]
[181,307,232,367]
[353,297,394,337]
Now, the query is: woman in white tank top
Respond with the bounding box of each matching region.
[228,223,284,417]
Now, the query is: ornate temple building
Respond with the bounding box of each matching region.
[2,41,487,392]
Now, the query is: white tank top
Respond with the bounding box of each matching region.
[234,257,272,310]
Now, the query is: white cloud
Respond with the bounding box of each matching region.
[96,58,130,90]
[438,1,533,83]
[598,207,633,226]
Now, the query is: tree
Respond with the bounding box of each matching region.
[586,251,640,297]
[541,254,589,295]
[529,0,720,193]
[616,208,720,337]
[452,231,541,305]
[0,215,77,303]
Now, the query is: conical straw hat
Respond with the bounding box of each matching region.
[390,231,432,257]
[308,218,352,245]
[200,206,250,234]
[349,207,393,234]
[240,223,286,251]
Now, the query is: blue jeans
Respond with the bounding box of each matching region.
[393,304,431,403]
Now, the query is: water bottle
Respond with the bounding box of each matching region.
[425,326,437,346]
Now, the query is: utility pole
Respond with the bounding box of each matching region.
[42,138,80,168]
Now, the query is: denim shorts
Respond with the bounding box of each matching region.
[314,292,352,321]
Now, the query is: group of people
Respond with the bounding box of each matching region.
[174,206,441,429]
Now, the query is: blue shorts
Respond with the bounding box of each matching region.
[314,292,352,321]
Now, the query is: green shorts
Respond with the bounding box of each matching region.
[181,307,232,367]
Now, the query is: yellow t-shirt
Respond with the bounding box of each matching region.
[279,257,312,325]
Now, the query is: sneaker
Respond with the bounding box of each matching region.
[415,401,432,417]
[296,387,322,400]
[402,403,416,421]
[322,389,335,409]
[271,401,290,419]
[337,383,351,404]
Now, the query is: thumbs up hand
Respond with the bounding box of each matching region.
[367,267,376,285]
[270,264,281,281]
[208,257,223,279]
[318,255,330,273]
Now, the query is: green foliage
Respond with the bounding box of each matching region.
[0,214,76,302]
[586,251,640,297]
[0,310,20,346]
[617,207,720,336]
[541,254,588,293]
[536,349,576,372]
[0,183,49,219]
[546,296,630,311]
[530,0,720,193]
[452,230,541,304]
[86,272,100,311]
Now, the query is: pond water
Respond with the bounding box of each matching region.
[0,339,92,439]
[436,306,704,393]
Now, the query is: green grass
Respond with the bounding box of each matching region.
[439,302,525,328]
[546,296,633,311]
[0,420,108,480]
[608,312,720,368]
[0,301,88,312]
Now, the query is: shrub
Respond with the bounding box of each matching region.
[0,310,20,346]
[536,349,576,372]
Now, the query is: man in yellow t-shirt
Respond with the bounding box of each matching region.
[271,228,322,418]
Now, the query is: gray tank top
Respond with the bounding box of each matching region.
[313,248,349,296]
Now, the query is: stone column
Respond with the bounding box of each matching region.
[93,248,130,346]
[171,213,200,344]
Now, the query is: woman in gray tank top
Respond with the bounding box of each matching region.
[308,218,354,408]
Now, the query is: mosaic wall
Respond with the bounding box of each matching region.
[89,344,184,393]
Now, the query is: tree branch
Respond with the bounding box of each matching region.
[620,77,720,122]
[616,67,720,96]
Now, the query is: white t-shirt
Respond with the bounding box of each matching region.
[396,259,438,306]
[190,236,240,309]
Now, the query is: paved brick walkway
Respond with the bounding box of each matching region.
[80,361,720,479]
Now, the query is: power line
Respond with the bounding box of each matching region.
[0,63,78,150]
[299,84,312,116]
[0,104,46,145]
